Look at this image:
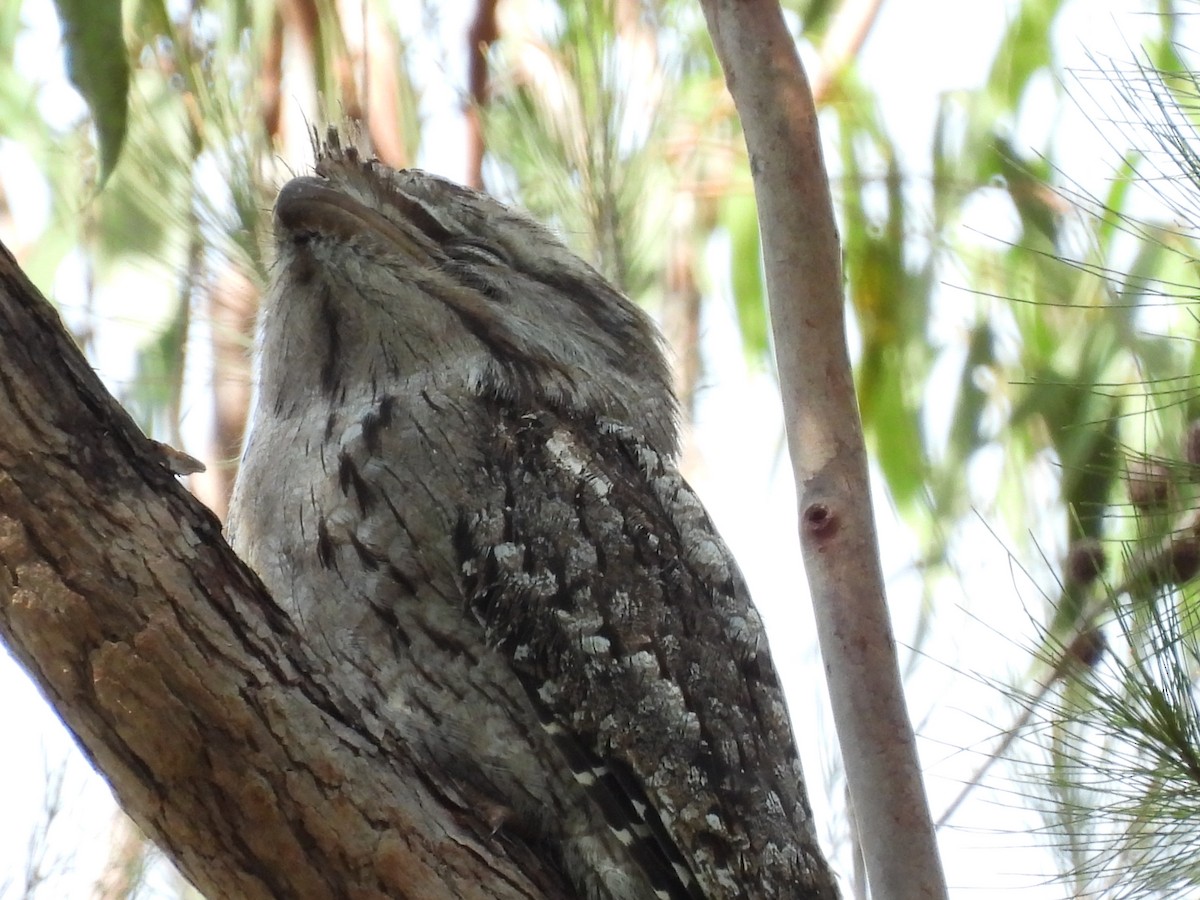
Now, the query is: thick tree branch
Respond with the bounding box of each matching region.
[696,3,947,898]
[0,239,565,899]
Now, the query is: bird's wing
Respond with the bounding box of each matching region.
[455,406,834,900]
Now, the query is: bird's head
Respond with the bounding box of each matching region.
[260,129,678,458]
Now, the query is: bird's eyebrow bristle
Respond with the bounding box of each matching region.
[377,184,455,244]
[313,123,372,167]
[307,138,458,247]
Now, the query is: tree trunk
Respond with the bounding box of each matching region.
[0,238,568,898]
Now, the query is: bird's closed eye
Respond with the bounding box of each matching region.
[442,244,509,301]
[446,237,512,267]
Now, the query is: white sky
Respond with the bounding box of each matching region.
[0,1,1192,898]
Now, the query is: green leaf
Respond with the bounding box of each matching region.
[53,0,129,184]
[944,323,995,474]
[721,190,769,364]
[985,0,1064,114]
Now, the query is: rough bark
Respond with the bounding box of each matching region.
[0,238,566,898]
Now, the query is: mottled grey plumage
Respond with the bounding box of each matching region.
[227,129,838,900]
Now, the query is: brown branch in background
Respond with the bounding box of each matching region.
[660,198,704,478]
[259,10,285,140]
[465,0,500,189]
[662,228,702,425]
[697,2,948,898]
[273,0,326,162]
[333,49,364,124]
[90,811,150,900]
[191,268,256,521]
[361,1,408,168]
[279,0,320,58]
[660,205,705,458]
[311,0,409,166]
[660,113,735,450]
[810,0,884,105]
